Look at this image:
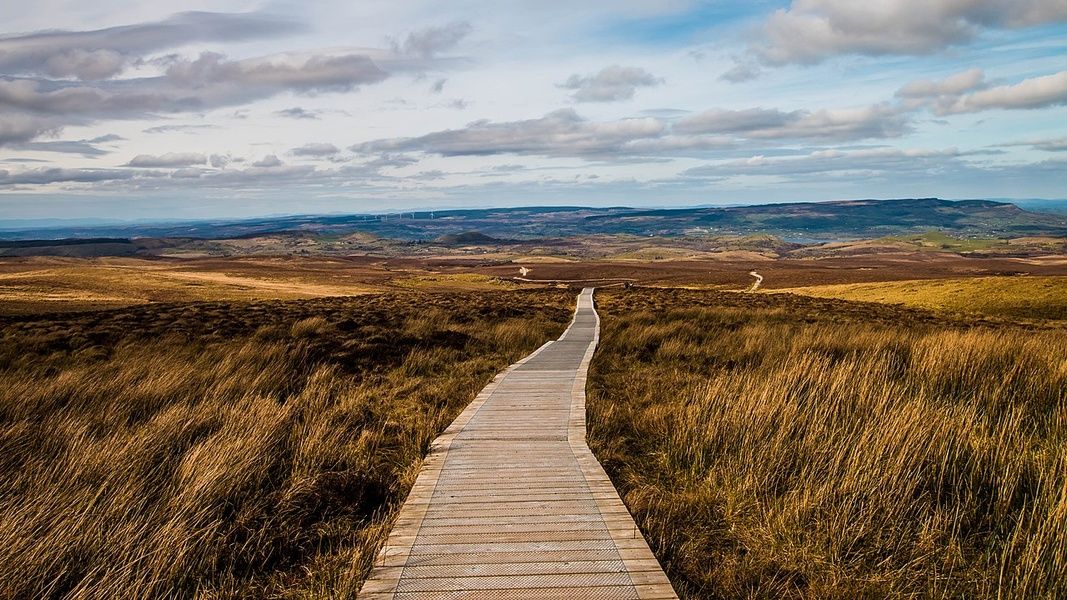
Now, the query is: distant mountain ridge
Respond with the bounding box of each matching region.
[1,198,1064,242]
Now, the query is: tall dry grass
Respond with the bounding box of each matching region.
[588,289,1067,599]
[0,291,571,598]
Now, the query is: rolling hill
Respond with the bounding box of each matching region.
[1,199,1063,249]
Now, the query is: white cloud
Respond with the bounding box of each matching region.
[252,155,283,168]
[0,167,141,185]
[0,51,387,122]
[164,51,389,94]
[1032,137,1067,152]
[291,143,340,157]
[276,107,321,120]
[559,66,662,103]
[354,109,665,157]
[0,14,472,146]
[392,22,472,58]
[676,104,909,140]
[127,152,206,167]
[738,0,1067,70]
[1,3,1064,205]
[898,68,1067,114]
[684,146,975,179]
[945,69,1067,113]
[0,11,299,80]
[0,113,59,146]
[897,68,986,99]
[352,100,912,162]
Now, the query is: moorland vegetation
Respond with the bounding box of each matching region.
[589,288,1066,599]
[0,291,571,598]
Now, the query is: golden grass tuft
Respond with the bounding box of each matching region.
[589,287,1067,599]
[0,290,572,598]
[778,275,1067,322]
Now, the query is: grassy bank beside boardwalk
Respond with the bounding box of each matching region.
[0,291,572,599]
[589,287,1066,600]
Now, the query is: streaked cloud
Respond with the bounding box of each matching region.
[127,152,206,167]
[276,107,321,120]
[354,109,666,157]
[355,100,909,161]
[291,143,341,157]
[0,2,1064,215]
[0,12,471,148]
[684,147,975,178]
[675,104,909,140]
[899,68,1067,114]
[1031,137,1067,152]
[17,134,123,156]
[0,11,300,80]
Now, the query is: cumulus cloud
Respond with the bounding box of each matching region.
[363,153,419,169]
[675,104,909,140]
[560,66,662,102]
[0,11,299,80]
[393,22,472,58]
[252,154,283,168]
[898,68,1067,114]
[127,152,206,167]
[291,143,340,157]
[735,0,1067,73]
[165,51,388,94]
[0,51,388,117]
[719,59,762,83]
[0,15,471,145]
[944,70,1067,113]
[353,108,665,157]
[0,50,390,146]
[209,154,232,168]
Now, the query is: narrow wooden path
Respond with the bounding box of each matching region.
[359,288,677,599]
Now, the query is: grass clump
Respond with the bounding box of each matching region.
[0,290,572,598]
[588,287,1067,599]
[780,275,1067,322]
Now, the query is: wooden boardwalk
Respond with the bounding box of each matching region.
[359,288,677,599]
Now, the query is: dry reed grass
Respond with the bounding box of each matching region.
[0,290,572,599]
[588,288,1066,599]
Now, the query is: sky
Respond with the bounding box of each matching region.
[1,0,1066,222]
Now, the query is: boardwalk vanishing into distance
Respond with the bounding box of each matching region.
[359,288,677,599]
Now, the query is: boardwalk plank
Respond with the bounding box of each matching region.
[358,289,677,599]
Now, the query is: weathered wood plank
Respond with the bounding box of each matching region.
[358,289,677,599]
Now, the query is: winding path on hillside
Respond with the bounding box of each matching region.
[358,288,677,599]
[747,271,763,292]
